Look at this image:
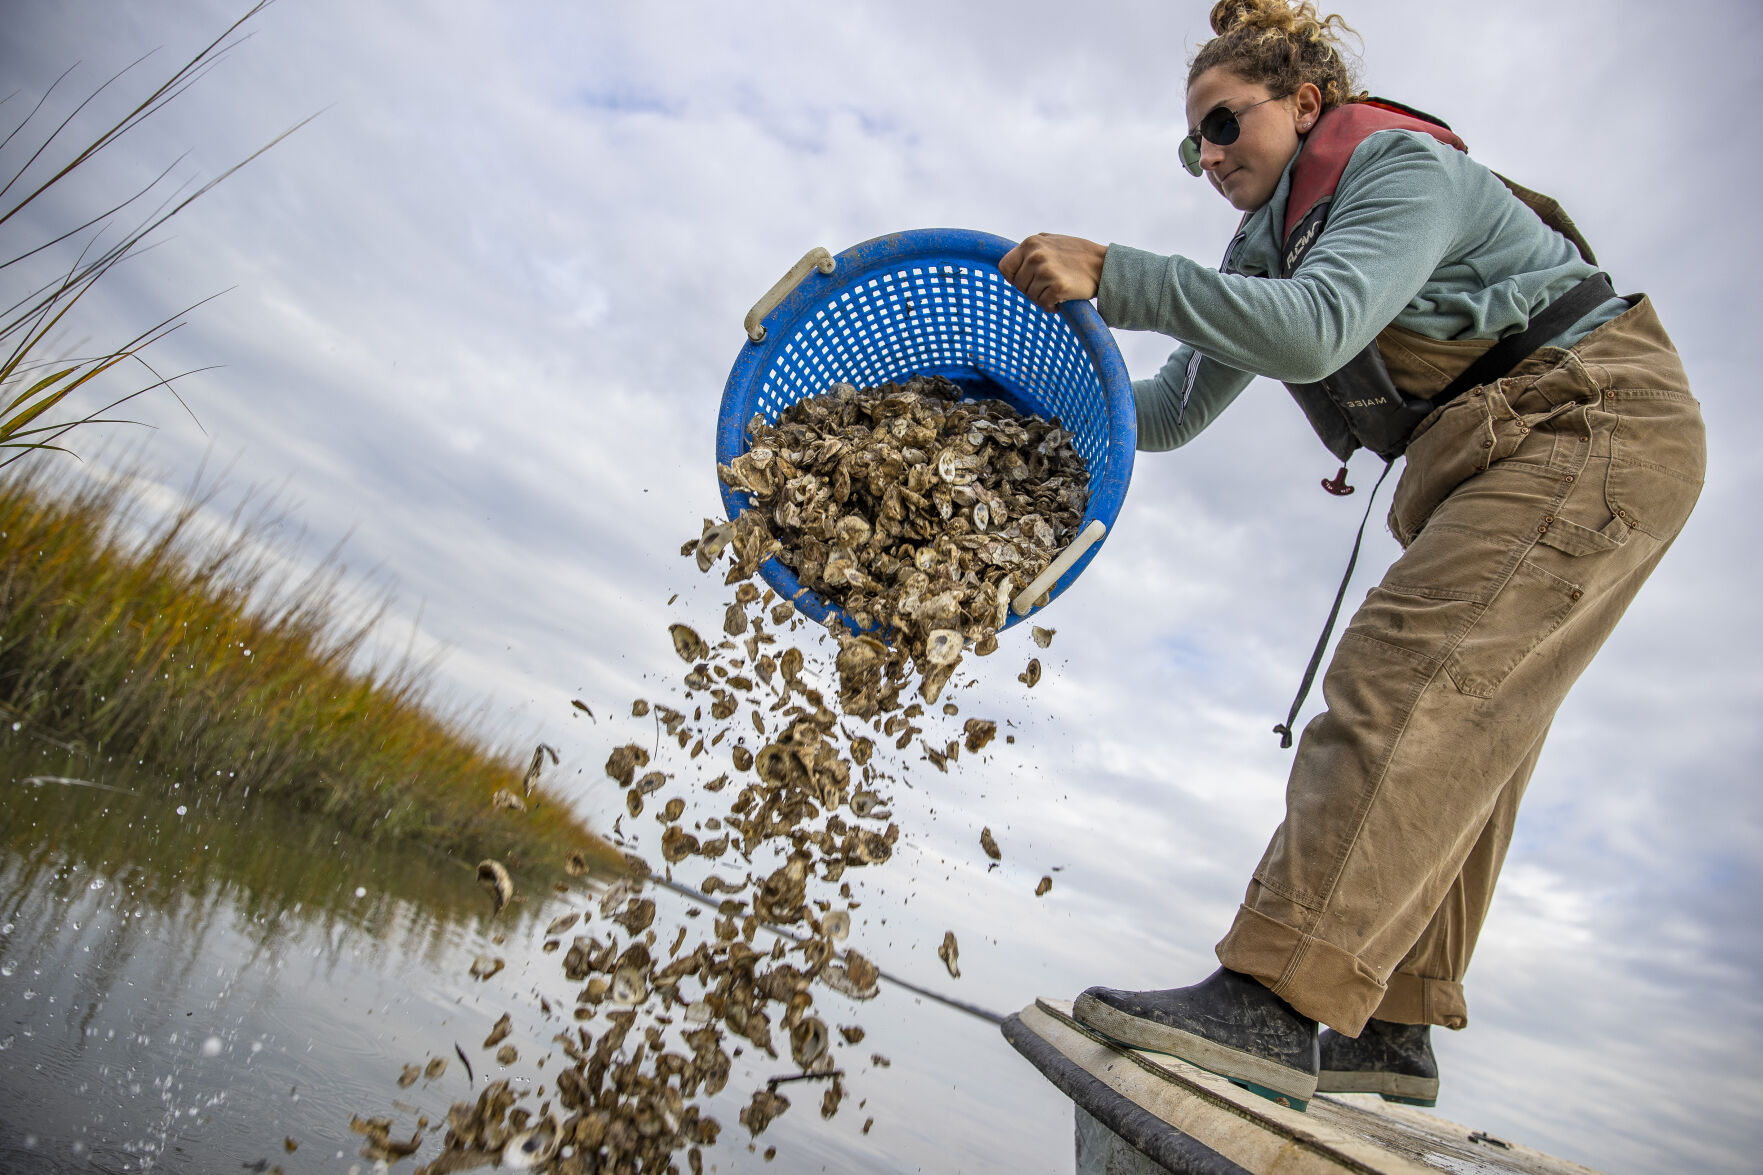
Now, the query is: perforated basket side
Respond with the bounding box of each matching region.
[716,228,1134,631]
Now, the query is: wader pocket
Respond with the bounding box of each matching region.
[1445,553,1583,700]
[1603,390,1706,542]
[1391,382,1536,547]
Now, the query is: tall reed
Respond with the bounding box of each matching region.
[1,2,309,467]
[0,459,620,871]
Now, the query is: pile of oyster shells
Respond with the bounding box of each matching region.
[716,374,1088,708]
[394,377,1074,1173]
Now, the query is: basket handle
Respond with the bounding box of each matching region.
[1012,519,1106,617]
[744,247,837,342]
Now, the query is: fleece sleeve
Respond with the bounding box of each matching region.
[1132,344,1255,452]
[1097,131,1469,386]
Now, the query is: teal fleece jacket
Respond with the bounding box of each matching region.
[1096,128,1625,452]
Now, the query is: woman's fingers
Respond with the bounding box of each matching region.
[1001,233,1105,311]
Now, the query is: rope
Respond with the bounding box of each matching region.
[1273,459,1394,749]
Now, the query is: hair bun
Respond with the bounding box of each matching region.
[1209,0,1298,36]
[1191,0,1361,112]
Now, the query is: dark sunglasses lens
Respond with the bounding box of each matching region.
[1200,107,1241,146]
[1180,134,1203,176]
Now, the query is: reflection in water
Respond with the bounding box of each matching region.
[0,738,591,1171]
[0,737,1075,1172]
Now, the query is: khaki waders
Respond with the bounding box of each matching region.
[1216,296,1706,1035]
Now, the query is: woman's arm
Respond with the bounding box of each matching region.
[1136,344,1255,451]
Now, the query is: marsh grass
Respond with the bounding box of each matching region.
[1,2,311,466]
[0,458,621,871]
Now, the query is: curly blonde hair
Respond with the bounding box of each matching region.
[1189,0,1365,111]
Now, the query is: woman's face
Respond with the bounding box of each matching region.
[1184,68,1319,212]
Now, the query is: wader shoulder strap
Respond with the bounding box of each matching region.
[1433,271,1616,404]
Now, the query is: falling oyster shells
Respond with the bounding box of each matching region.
[740,1089,791,1137]
[963,718,997,753]
[501,1113,563,1169]
[820,949,880,1000]
[491,787,526,813]
[790,1017,829,1068]
[695,518,736,573]
[476,859,513,915]
[564,849,592,877]
[820,910,851,941]
[468,955,504,981]
[483,1013,512,1048]
[495,1044,518,1065]
[397,1063,421,1088]
[350,1115,421,1162]
[606,743,650,787]
[396,389,1091,1171]
[544,911,579,937]
[979,827,1001,861]
[848,790,886,819]
[709,375,1089,713]
[1031,625,1055,648]
[1018,657,1042,688]
[938,931,960,979]
[661,825,700,863]
[612,898,656,934]
[1036,875,1053,896]
[423,1056,446,1080]
[611,964,648,1005]
[670,623,710,662]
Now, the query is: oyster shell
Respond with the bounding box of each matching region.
[979,827,1000,861]
[937,931,960,979]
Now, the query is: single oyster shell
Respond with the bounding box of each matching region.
[670,623,710,662]
[821,910,851,941]
[938,931,960,979]
[502,1112,564,1169]
[790,1016,829,1068]
[610,963,649,1005]
[979,827,1000,861]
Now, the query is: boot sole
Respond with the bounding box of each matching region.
[1073,992,1318,1109]
[1316,1068,1439,1106]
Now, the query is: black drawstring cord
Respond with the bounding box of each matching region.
[1273,459,1396,748]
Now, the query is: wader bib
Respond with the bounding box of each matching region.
[1272,99,1609,467]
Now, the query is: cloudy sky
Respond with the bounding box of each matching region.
[5,1,1761,1171]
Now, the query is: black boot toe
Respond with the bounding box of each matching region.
[1072,968,1319,1109]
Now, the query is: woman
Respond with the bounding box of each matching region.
[1001,0,1705,1111]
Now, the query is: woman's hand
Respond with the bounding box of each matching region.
[999,234,1107,311]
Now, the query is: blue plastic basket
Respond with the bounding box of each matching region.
[716,228,1135,633]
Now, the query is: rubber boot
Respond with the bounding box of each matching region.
[1317,1020,1439,1107]
[1073,967,1319,1111]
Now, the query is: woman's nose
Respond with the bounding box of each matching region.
[1199,138,1227,172]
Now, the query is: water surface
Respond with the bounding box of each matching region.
[0,738,1072,1172]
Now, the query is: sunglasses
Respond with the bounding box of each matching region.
[1180,94,1288,177]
